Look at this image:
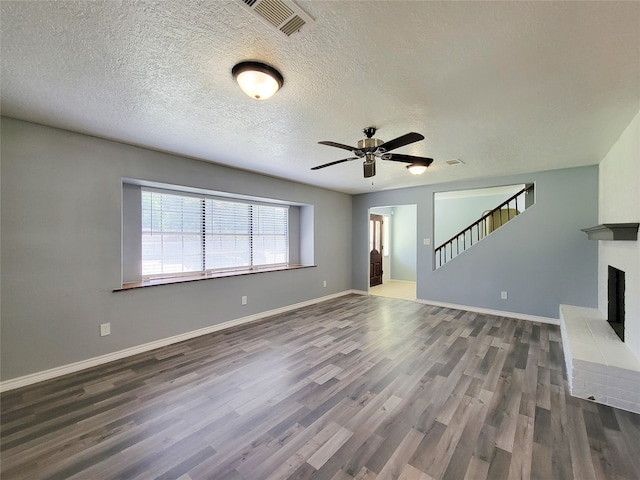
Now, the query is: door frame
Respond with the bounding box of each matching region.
[367,205,418,295]
[369,213,383,287]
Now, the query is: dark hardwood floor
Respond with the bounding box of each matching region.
[2,294,639,479]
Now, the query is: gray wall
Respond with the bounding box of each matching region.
[390,205,417,282]
[352,166,599,319]
[1,118,352,381]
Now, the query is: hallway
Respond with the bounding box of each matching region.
[369,280,416,301]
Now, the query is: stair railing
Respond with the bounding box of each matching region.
[434,184,534,268]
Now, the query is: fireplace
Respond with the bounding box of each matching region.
[608,266,625,341]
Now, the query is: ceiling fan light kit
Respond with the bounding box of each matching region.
[407,164,428,175]
[312,127,434,178]
[232,61,283,100]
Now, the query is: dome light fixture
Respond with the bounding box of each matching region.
[407,163,429,175]
[232,61,284,100]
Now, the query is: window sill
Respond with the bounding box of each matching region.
[114,264,316,292]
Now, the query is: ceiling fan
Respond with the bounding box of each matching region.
[311,127,434,178]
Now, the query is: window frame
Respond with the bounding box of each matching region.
[120,179,315,290]
[140,186,290,282]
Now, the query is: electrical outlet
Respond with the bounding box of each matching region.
[323,280,327,287]
[241,295,247,305]
[501,291,508,300]
[100,323,111,336]
[423,238,431,246]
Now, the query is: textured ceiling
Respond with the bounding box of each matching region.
[1,1,639,194]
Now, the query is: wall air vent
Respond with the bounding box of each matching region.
[238,0,314,38]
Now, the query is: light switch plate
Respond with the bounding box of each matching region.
[100,323,111,336]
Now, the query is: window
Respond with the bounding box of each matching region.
[141,188,288,279]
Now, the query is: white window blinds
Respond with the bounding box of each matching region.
[252,204,289,266]
[142,190,204,276]
[142,189,288,279]
[204,199,251,270]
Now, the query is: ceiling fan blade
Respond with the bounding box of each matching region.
[311,157,359,170]
[318,141,356,152]
[385,154,434,166]
[380,132,424,152]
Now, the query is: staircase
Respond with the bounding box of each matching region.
[434,184,534,268]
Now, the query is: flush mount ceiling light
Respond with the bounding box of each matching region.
[232,61,284,100]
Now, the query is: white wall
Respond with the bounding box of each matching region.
[381,215,391,284]
[598,110,640,360]
[0,118,353,381]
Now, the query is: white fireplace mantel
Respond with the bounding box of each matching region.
[581,223,639,241]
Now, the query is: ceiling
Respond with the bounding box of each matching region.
[1,1,639,194]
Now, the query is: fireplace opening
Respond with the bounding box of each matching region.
[607,265,625,342]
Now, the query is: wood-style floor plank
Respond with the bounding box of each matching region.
[2,294,639,479]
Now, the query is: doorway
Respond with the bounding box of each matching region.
[369,214,383,287]
[368,205,417,301]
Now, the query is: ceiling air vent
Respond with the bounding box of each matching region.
[446,159,464,166]
[238,0,314,38]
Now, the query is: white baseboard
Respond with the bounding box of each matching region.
[358,286,560,325]
[415,298,559,325]
[0,290,355,393]
[0,290,558,392]
[361,287,558,325]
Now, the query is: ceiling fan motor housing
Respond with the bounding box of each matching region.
[357,137,384,152]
